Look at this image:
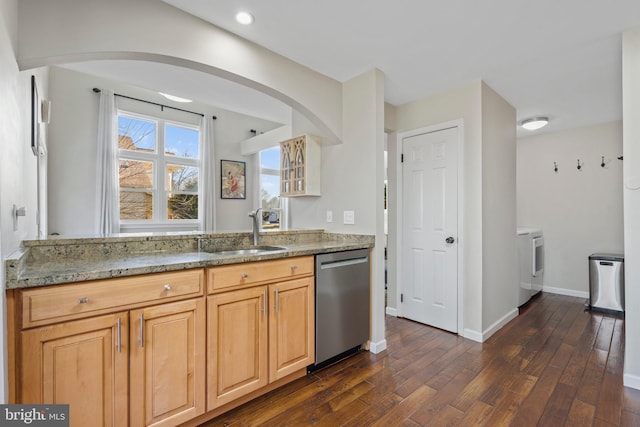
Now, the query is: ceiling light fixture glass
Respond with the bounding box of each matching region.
[520,117,549,131]
[236,11,254,25]
[159,92,192,103]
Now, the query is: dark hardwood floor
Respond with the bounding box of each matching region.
[201,292,640,426]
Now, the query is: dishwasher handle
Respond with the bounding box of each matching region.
[319,256,369,270]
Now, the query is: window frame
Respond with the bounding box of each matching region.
[117,110,202,233]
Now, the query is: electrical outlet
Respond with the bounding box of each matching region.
[326,210,333,223]
[343,210,355,225]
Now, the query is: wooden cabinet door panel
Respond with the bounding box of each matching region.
[21,312,128,427]
[207,287,268,410]
[130,299,205,427]
[269,277,314,382]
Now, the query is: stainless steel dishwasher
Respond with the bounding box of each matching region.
[311,249,370,371]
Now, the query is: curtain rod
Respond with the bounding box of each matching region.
[92,88,217,120]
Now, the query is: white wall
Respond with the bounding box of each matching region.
[517,121,624,296]
[623,27,640,390]
[47,66,282,235]
[0,0,42,402]
[481,82,518,332]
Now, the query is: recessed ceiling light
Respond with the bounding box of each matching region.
[236,11,254,25]
[520,117,549,131]
[158,92,192,103]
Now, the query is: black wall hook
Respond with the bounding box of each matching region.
[554,162,558,173]
[601,156,606,168]
[577,159,583,171]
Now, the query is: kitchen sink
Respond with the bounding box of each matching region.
[209,245,286,256]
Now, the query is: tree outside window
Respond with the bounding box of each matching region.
[118,113,200,229]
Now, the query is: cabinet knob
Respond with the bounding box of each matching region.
[241,273,248,279]
[163,284,172,291]
[78,297,89,304]
[291,265,298,271]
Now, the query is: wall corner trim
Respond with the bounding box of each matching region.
[368,339,387,354]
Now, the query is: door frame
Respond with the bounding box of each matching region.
[394,119,465,334]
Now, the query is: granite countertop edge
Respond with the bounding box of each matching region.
[6,233,374,290]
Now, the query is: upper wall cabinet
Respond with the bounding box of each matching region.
[280,134,321,197]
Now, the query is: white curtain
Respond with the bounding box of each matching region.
[95,90,119,236]
[201,116,216,231]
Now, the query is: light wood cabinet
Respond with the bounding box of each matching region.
[207,257,315,411]
[207,256,314,292]
[207,287,268,409]
[12,269,206,427]
[280,134,321,196]
[130,299,206,427]
[21,312,129,427]
[269,277,314,382]
[9,258,316,426]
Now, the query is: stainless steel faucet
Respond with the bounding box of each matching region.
[248,208,263,246]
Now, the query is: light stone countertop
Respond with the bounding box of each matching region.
[5,230,374,289]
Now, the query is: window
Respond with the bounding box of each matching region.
[259,146,286,230]
[118,112,200,231]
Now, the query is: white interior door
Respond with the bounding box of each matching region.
[401,127,458,332]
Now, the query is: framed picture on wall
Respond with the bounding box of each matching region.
[221,160,246,199]
[31,75,39,156]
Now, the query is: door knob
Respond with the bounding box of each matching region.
[445,237,455,244]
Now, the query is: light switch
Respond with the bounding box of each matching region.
[326,210,333,223]
[343,210,355,225]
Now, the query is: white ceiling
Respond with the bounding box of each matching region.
[72,1,640,137]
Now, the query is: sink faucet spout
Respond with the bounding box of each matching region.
[248,208,263,246]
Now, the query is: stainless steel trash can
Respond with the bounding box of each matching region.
[589,253,624,313]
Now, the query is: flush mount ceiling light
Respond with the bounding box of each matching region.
[520,116,549,131]
[158,92,192,103]
[236,11,254,25]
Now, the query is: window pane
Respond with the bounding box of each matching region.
[165,124,199,158]
[167,194,198,219]
[118,116,156,151]
[260,146,281,229]
[260,174,280,209]
[120,191,153,220]
[119,159,153,189]
[261,146,280,170]
[260,207,280,229]
[167,165,198,192]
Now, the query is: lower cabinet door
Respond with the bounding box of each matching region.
[130,298,205,427]
[21,312,129,427]
[207,287,268,410]
[269,277,315,382]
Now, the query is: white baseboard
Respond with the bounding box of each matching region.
[462,308,518,343]
[624,373,640,391]
[385,306,398,317]
[483,308,519,341]
[543,286,589,299]
[368,339,387,354]
[462,329,483,343]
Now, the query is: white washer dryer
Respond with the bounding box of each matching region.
[517,228,544,306]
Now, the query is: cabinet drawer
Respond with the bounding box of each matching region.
[208,256,314,293]
[21,269,204,328]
